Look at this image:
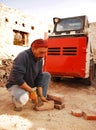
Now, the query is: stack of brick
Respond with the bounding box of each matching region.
[34,93,65,111]
[47,93,65,110]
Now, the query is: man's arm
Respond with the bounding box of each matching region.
[20,82,33,93]
[20,82,37,100]
[37,87,48,102]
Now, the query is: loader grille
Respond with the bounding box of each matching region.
[63,47,77,55]
[48,47,60,55]
[48,47,77,56]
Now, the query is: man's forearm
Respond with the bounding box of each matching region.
[20,82,33,93]
[37,87,43,97]
[37,87,48,102]
[20,83,43,97]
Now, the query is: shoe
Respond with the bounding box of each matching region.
[14,106,22,112]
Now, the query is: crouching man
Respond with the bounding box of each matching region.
[6,38,51,111]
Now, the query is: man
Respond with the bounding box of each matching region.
[6,38,51,111]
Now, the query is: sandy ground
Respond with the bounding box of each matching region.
[0,78,96,130]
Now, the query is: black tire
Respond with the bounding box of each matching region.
[52,77,61,82]
[84,60,95,85]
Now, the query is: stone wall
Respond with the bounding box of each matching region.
[89,22,96,62]
[89,22,96,48]
[0,3,49,58]
[0,3,47,47]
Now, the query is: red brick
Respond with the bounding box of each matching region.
[34,100,54,111]
[54,103,65,110]
[47,93,64,104]
[71,108,83,117]
[83,110,96,120]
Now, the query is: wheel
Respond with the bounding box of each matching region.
[52,77,61,82]
[84,60,95,85]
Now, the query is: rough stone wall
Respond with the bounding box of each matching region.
[89,22,96,62]
[0,3,49,58]
[89,22,96,48]
[0,3,46,47]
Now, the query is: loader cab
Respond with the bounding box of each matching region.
[52,15,89,35]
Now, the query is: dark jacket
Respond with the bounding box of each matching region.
[6,48,43,89]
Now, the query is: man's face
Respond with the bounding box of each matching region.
[32,47,47,60]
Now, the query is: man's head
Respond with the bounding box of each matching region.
[31,39,48,60]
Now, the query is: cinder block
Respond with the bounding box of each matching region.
[47,93,64,104]
[34,100,54,111]
[83,110,96,120]
[71,108,83,117]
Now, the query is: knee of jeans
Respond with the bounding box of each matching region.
[44,72,51,80]
[19,93,29,105]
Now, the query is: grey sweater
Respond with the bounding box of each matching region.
[6,48,43,89]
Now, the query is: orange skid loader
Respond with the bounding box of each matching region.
[44,15,95,85]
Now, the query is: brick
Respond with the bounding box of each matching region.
[47,93,64,104]
[34,100,54,111]
[71,108,83,117]
[83,110,96,120]
[54,103,65,110]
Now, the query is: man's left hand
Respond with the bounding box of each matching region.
[40,96,48,102]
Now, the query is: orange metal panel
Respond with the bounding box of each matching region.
[44,36,87,78]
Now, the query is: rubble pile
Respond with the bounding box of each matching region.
[0,58,13,87]
[0,44,26,87]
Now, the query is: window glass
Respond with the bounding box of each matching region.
[56,18,83,32]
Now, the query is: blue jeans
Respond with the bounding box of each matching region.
[8,72,51,107]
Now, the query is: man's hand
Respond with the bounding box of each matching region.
[40,96,48,102]
[29,91,37,100]
[37,87,48,102]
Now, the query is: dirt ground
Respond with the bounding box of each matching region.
[0,78,96,130]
